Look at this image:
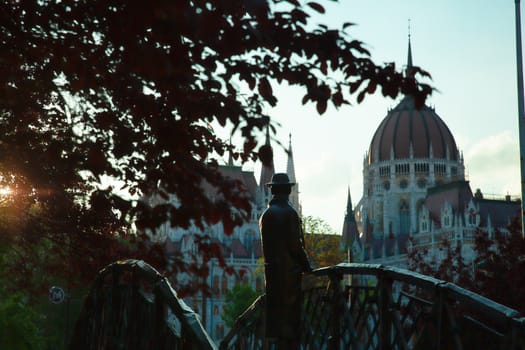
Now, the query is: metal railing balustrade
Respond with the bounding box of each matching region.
[69,259,217,350]
[221,263,525,350]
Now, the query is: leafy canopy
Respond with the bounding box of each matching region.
[222,283,260,327]
[302,215,345,268]
[408,220,525,313]
[0,1,432,291]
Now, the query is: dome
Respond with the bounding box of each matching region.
[368,96,459,164]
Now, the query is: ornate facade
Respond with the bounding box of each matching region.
[162,131,300,342]
[343,39,521,269]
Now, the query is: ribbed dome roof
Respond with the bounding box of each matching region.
[368,96,458,164]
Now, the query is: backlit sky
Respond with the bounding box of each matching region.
[231,1,523,234]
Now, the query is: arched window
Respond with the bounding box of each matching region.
[468,209,477,226]
[442,204,452,228]
[255,277,263,292]
[416,199,426,233]
[245,229,256,253]
[216,324,224,339]
[213,276,219,295]
[399,200,410,234]
[221,275,228,295]
[379,166,390,177]
[395,163,410,175]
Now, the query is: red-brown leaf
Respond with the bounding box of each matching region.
[316,99,327,114]
[307,2,325,14]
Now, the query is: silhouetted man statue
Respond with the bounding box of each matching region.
[259,173,311,350]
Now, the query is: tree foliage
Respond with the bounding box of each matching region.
[407,238,470,286]
[222,284,260,328]
[303,216,345,268]
[470,220,525,313]
[408,220,525,313]
[0,288,47,350]
[0,1,432,295]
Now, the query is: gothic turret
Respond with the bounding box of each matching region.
[287,134,301,214]
[258,124,275,207]
[341,188,359,261]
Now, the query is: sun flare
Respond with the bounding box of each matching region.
[0,186,12,196]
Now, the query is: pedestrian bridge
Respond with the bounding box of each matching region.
[70,260,525,349]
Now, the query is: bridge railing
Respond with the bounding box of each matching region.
[219,295,265,350]
[69,259,217,350]
[221,263,525,350]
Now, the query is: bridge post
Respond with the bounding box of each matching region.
[327,270,343,350]
[378,273,393,350]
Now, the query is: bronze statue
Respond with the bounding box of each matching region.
[259,173,311,349]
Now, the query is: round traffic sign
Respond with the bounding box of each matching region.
[49,286,66,304]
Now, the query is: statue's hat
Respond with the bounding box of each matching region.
[266,173,295,187]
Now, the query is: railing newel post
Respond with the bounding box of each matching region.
[508,316,525,350]
[435,282,444,350]
[519,317,525,349]
[378,268,393,350]
[438,282,463,350]
[327,266,343,350]
[508,318,517,350]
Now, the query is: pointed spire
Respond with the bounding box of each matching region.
[227,137,234,166]
[345,187,354,219]
[341,186,359,258]
[259,123,275,189]
[406,19,414,77]
[407,19,413,68]
[286,133,296,183]
[287,133,301,214]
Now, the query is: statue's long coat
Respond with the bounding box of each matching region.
[259,194,310,340]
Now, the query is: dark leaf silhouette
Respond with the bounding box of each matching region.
[316,99,328,115]
[307,2,325,14]
[408,219,525,313]
[0,0,431,299]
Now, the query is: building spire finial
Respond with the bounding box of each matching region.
[286,133,300,213]
[227,137,234,166]
[286,133,296,183]
[407,19,413,69]
[259,122,275,189]
[346,187,353,216]
[341,186,359,258]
